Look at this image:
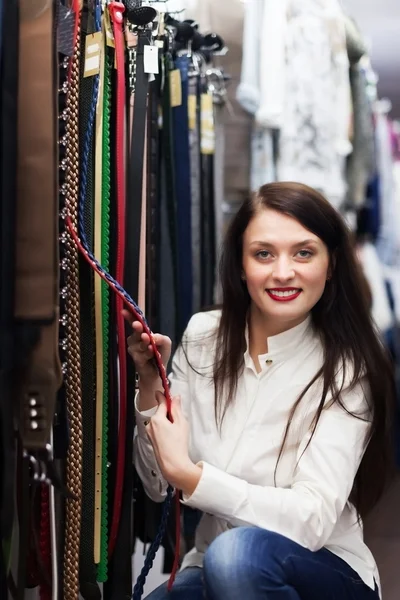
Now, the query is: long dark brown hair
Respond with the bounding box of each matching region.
[213,182,395,518]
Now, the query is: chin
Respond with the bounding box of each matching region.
[260,299,308,322]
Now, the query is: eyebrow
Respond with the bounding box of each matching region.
[249,239,318,248]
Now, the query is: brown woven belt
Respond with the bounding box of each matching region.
[63,8,83,599]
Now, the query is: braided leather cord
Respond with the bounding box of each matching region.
[131,492,173,600]
[97,45,113,583]
[63,8,83,599]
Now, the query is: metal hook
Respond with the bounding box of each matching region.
[25,452,40,479]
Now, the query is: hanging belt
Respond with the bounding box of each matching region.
[127,32,149,307]
[56,49,71,600]
[106,22,137,598]
[39,484,51,600]
[0,0,19,555]
[146,70,160,344]
[63,3,84,597]
[160,53,180,345]
[188,73,201,314]
[15,2,61,599]
[97,42,113,584]
[200,86,216,306]
[108,1,128,559]
[108,24,148,600]
[94,10,106,570]
[77,4,101,596]
[16,452,30,600]
[48,429,58,600]
[172,55,192,338]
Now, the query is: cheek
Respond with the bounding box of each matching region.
[302,264,329,295]
[243,262,268,288]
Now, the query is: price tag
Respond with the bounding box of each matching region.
[169,69,182,108]
[144,45,159,75]
[201,93,215,154]
[188,95,197,130]
[104,7,115,48]
[84,32,102,78]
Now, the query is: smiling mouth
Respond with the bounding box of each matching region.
[266,288,302,301]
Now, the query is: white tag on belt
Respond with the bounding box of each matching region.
[144,45,159,75]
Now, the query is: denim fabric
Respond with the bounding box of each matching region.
[145,528,379,599]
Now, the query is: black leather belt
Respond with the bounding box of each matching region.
[78,4,100,598]
[0,0,18,555]
[108,27,149,600]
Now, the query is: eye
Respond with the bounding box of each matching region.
[255,250,272,259]
[297,249,313,259]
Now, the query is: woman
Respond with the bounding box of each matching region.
[125,182,395,599]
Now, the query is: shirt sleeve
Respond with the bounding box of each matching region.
[181,381,371,551]
[133,335,191,503]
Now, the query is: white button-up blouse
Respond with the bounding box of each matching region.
[134,310,380,594]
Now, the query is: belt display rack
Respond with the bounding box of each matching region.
[0,0,229,598]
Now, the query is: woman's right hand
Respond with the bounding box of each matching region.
[122,309,172,385]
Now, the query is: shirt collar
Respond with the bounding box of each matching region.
[244,315,313,370]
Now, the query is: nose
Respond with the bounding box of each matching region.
[272,257,295,282]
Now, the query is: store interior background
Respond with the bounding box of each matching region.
[344,3,400,593]
[131,1,400,598]
[343,0,399,119]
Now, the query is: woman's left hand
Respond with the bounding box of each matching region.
[145,392,202,494]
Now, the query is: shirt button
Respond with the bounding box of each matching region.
[265,359,273,365]
[151,469,157,477]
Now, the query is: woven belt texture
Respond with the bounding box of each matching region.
[63,7,83,598]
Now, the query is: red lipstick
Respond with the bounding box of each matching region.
[266,288,302,302]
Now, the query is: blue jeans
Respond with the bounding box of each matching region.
[145,528,379,599]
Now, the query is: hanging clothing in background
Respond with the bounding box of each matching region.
[346,60,376,210]
[375,106,400,270]
[237,0,352,205]
[344,17,375,212]
[236,0,280,191]
[381,161,400,324]
[357,242,392,333]
[236,0,264,115]
[277,0,352,209]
